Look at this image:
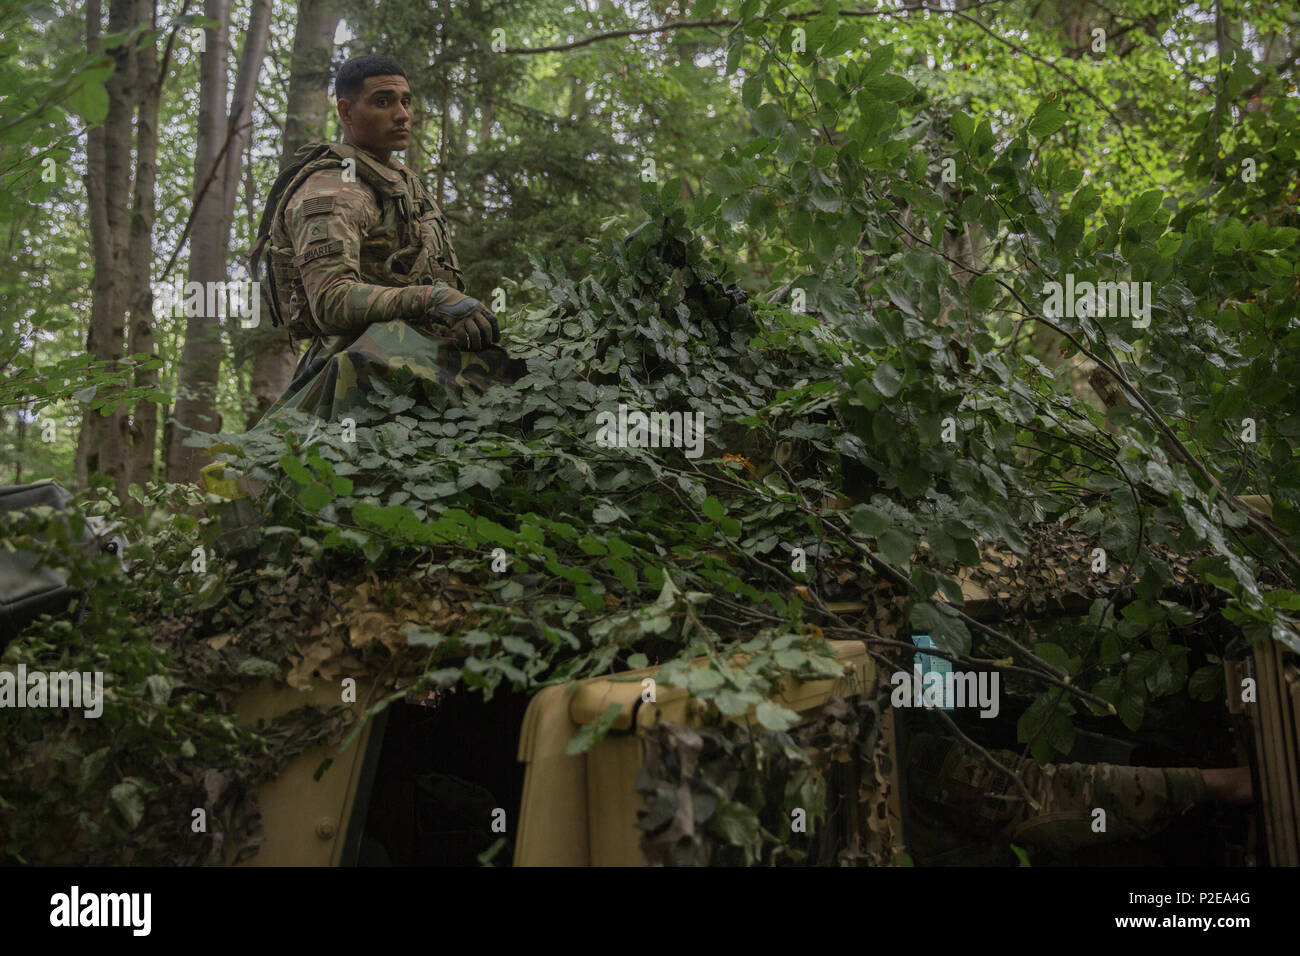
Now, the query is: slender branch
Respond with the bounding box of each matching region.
[502,0,1028,55]
[934,706,1041,812]
[158,118,245,277]
[951,9,1150,174]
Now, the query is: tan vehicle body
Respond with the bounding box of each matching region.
[220,494,1298,866]
[226,640,901,866]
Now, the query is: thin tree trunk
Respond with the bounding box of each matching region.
[407,107,424,177]
[244,0,340,428]
[80,0,140,498]
[218,0,272,246]
[281,0,340,165]
[126,0,162,496]
[437,76,450,206]
[77,0,105,486]
[166,0,230,483]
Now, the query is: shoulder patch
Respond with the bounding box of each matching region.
[294,239,345,266]
[301,196,335,217]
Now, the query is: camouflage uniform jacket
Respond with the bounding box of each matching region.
[905,732,1207,864]
[259,140,465,342]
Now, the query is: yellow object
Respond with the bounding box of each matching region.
[199,442,251,501]
[228,677,381,867]
[514,639,883,866]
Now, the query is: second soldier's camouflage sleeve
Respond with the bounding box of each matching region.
[285,169,455,337]
[907,733,1208,855]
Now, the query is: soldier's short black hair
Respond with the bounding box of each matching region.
[335,55,407,100]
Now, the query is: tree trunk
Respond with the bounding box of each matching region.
[243,0,340,429]
[79,0,141,498]
[281,0,341,164]
[218,0,272,246]
[166,0,230,483]
[126,0,161,496]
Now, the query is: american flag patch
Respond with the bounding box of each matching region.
[301,196,335,217]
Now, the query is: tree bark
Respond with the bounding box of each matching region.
[243,0,341,429]
[218,0,272,246]
[79,0,141,498]
[281,0,341,164]
[166,0,230,483]
[126,0,161,496]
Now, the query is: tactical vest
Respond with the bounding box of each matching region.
[249,141,463,340]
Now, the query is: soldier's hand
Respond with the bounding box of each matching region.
[428,289,499,351]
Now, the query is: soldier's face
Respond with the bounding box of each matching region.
[339,75,413,154]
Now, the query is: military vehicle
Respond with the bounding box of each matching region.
[2,468,1294,868]
[187,465,1294,867]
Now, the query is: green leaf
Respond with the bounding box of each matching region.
[1188,665,1222,701]
[753,103,786,137]
[67,74,109,123]
[1117,689,1145,731]
[702,496,725,521]
[565,703,623,755]
[756,700,800,731]
[592,503,621,523]
[1028,102,1067,139]
[872,360,903,398]
[1033,642,1075,674]
[909,603,971,656]
[866,73,914,102]
[821,23,861,57]
[775,648,806,669]
[969,274,996,312]
[110,780,145,830]
[458,463,502,491]
[1089,676,1122,715]
[715,689,752,716]
[477,837,508,866]
[708,801,761,857]
[79,747,112,794]
[950,111,975,147]
[501,635,535,658]
[144,674,172,704]
[298,482,333,512]
[686,667,725,694]
[851,505,888,537]
[1044,711,1075,755]
[878,529,913,568]
[1127,189,1163,226]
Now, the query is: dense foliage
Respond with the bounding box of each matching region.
[3,0,1298,864]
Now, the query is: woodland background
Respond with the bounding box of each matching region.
[3,0,1300,864]
[3,0,1295,492]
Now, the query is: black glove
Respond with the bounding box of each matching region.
[428,289,499,351]
[689,279,752,324]
[722,282,752,324]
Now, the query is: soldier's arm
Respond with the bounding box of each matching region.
[285,170,460,337]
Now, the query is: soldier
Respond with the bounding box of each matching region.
[905,730,1254,864]
[250,54,519,425]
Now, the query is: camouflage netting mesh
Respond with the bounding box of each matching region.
[0,200,1245,865]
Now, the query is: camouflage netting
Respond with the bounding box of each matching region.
[0,198,1253,865]
[636,694,903,866]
